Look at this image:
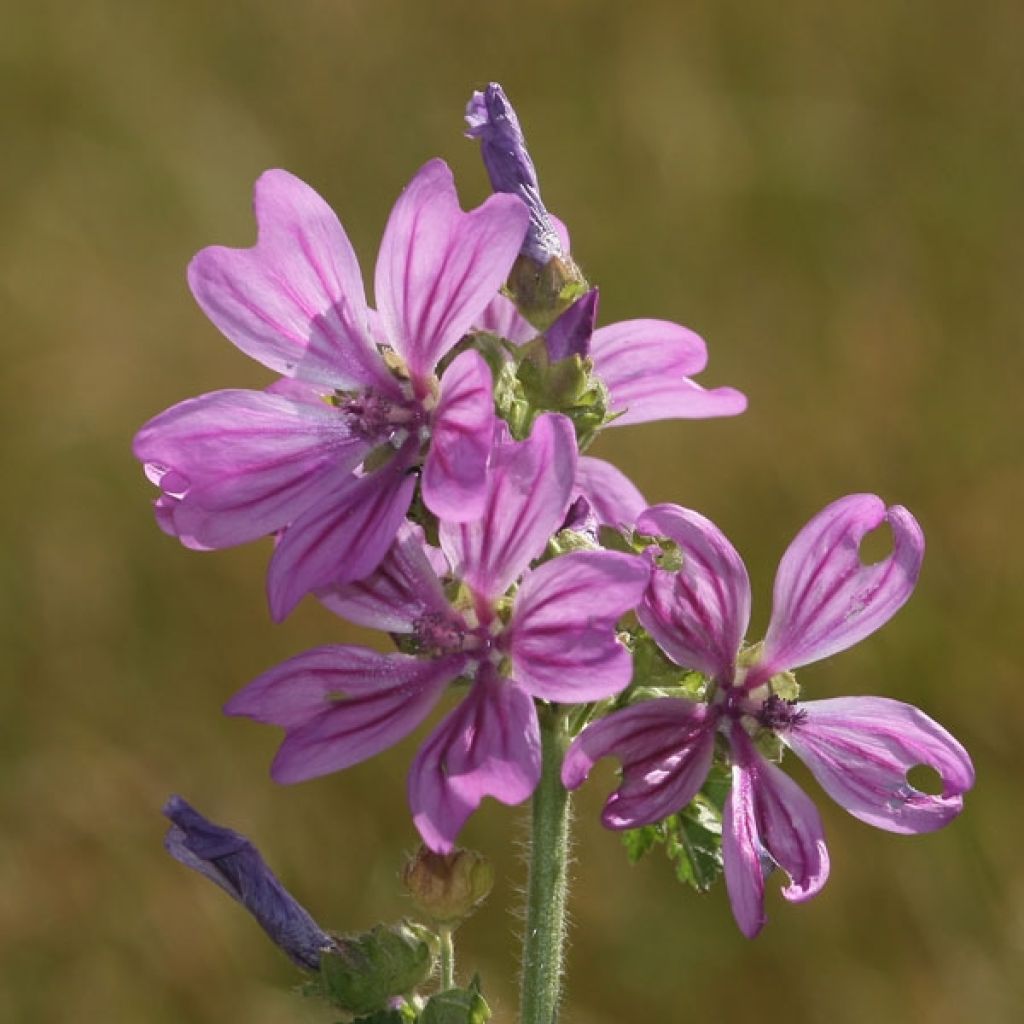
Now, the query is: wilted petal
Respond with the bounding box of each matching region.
[188,169,392,393]
[562,699,716,829]
[637,504,751,681]
[225,646,464,782]
[440,413,577,601]
[374,159,529,381]
[507,551,650,701]
[575,456,647,528]
[409,671,541,853]
[590,319,747,426]
[134,389,367,549]
[421,350,495,522]
[163,795,334,969]
[784,697,974,834]
[475,293,536,344]
[753,496,926,682]
[267,450,417,621]
[724,728,830,938]
[317,522,451,633]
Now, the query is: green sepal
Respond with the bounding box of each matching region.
[419,975,491,1024]
[506,254,588,331]
[318,922,436,1015]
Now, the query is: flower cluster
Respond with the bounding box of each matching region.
[138,82,972,944]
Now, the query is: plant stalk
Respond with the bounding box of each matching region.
[439,925,455,991]
[519,706,572,1024]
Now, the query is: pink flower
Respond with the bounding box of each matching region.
[134,161,530,619]
[226,415,650,852]
[563,495,974,937]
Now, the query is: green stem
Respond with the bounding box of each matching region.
[520,706,572,1024]
[439,925,455,991]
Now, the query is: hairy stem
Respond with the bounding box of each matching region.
[520,706,572,1024]
[439,925,455,991]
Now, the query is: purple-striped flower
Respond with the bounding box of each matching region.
[226,414,650,852]
[134,160,530,620]
[163,796,334,969]
[563,495,974,937]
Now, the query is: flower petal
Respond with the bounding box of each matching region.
[374,159,529,381]
[225,646,463,783]
[562,699,716,829]
[590,320,747,426]
[724,727,830,938]
[134,389,367,549]
[188,169,393,392]
[317,522,451,633]
[784,697,974,834]
[440,413,577,601]
[575,456,647,527]
[637,504,751,681]
[421,350,495,522]
[754,495,926,681]
[475,293,535,344]
[163,796,334,969]
[507,551,650,701]
[267,451,417,621]
[409,672,541,853]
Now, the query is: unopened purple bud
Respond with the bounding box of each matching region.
[163,795,335,970]
[465,82,563,264]
[562,495,599,540]
[546,288,599,362]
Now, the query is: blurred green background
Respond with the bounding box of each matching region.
[2,1,1021,1021]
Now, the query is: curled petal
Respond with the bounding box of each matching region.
[225,646,463,783]
[507,551,650,702]
[637,504,751,681]
[134,389,367,549]
[724,728,830,939]
[590,320,747,427]
[440,413,577,601]
[562,699,716,829]
[784,697,974,834]
[188,169,392,393]
[545,288,599,362]
[754,495,926,682]
[317,522,451,633]
[267,451,416,621]
[374,159,530,381]
[575,456,647,528]
[163,796,334,969]
[421,350,495,522]
[409,672,541,853]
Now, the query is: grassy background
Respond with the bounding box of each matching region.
[2,1,1021,1021]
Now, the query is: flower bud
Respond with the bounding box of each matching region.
[401,845,495,925]
[319,922,435,1015]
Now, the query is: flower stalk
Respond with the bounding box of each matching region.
[520,705,572,1024]
[438,925,455,991]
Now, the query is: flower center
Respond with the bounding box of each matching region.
[340,389,419,443]
[755,694,807,731]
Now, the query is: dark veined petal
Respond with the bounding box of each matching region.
[562,699,716,829]
[134,389,367,550]
[637,504,751,681]
[753,495,926,683]
[409,671,541,853]
[224,646,464,783]
[163,796,334,970]
[267,449,417,621]
[723,727,830,939]
[507,550,650,702]
[188,169,393,393]
[784,697,974,834]
[374,159,529,382]
[440,413,576,601]
[590,319,746,426]
[421,350,495,522]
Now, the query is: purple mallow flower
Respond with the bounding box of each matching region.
[562,495,974,938]
[226,413,650,852]
[163,795,335,969]
[465,82,563,265]
[134,160,530,619]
